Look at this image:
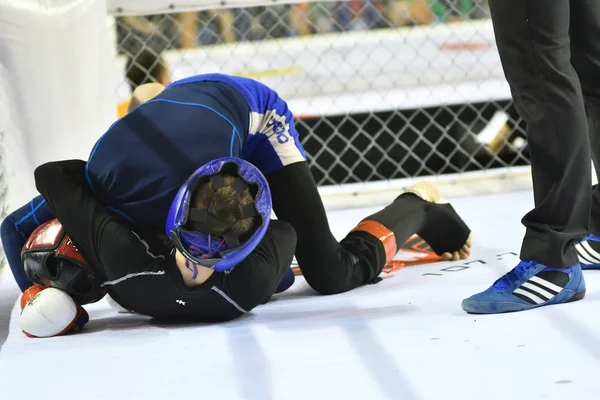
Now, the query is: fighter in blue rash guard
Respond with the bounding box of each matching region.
[85,74,307,231]
[2,73,472,322]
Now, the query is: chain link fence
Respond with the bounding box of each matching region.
[112,0,530,186]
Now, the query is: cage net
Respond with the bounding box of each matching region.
[112,0,528,186]
[0,147,5,272]
[0,81,7,272]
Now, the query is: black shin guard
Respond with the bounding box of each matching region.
[350,194,428,262]
[352,193,470,258]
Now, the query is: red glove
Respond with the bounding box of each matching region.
[21,218,104,304]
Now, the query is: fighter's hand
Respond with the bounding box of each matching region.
[440,235,472,261]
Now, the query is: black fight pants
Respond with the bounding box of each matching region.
[488,0,600,267]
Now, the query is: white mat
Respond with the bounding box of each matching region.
[1,191,599,400]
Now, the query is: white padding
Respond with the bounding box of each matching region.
[0,0,116,210]
[107,0,316,15]
[20,288,77,338]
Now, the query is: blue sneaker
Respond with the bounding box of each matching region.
[461,260,586,314]
[576,234,600,269]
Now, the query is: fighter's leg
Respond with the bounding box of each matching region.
[245,87,391,294]
[267,162,471,295]
[1,196,55,291]
[248,81,470,294]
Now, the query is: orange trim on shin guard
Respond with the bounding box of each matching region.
[351,220,397,262]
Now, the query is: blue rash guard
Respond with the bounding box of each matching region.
[86,73,306,231]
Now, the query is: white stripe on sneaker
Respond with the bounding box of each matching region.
[521,282,555,300]
[576,244,597,265]
[513,288,546,304]
[580,242,600,264]
[528,276,564,293]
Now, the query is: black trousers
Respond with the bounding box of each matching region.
[488,0,600,267]
[267,162,440,295]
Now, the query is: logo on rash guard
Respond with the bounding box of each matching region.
[260,110,290,144]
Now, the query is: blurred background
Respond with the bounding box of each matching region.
[111,1,528,186]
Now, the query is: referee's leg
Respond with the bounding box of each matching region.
[491,0,591,267]
[571,0,600,268]
[462,0,590,314]
[571,0,600,235]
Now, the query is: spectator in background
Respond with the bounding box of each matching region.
[290,3,312,36]
[232,5,294,41]
[385,0,429,26]
[178,11,236,47]
[429,0,480,22]
[171,1,491,47]
[117,49,171,118]
[385,0,489,27]
[311,2,336,33]
[177,6,294,46]
[117,15,179,55]
[118,1,492,53]
[336,0,387,31]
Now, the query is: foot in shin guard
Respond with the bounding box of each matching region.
[404,181,472,261]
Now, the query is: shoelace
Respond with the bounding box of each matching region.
[583,233,600,242]
[492,260,537,292]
